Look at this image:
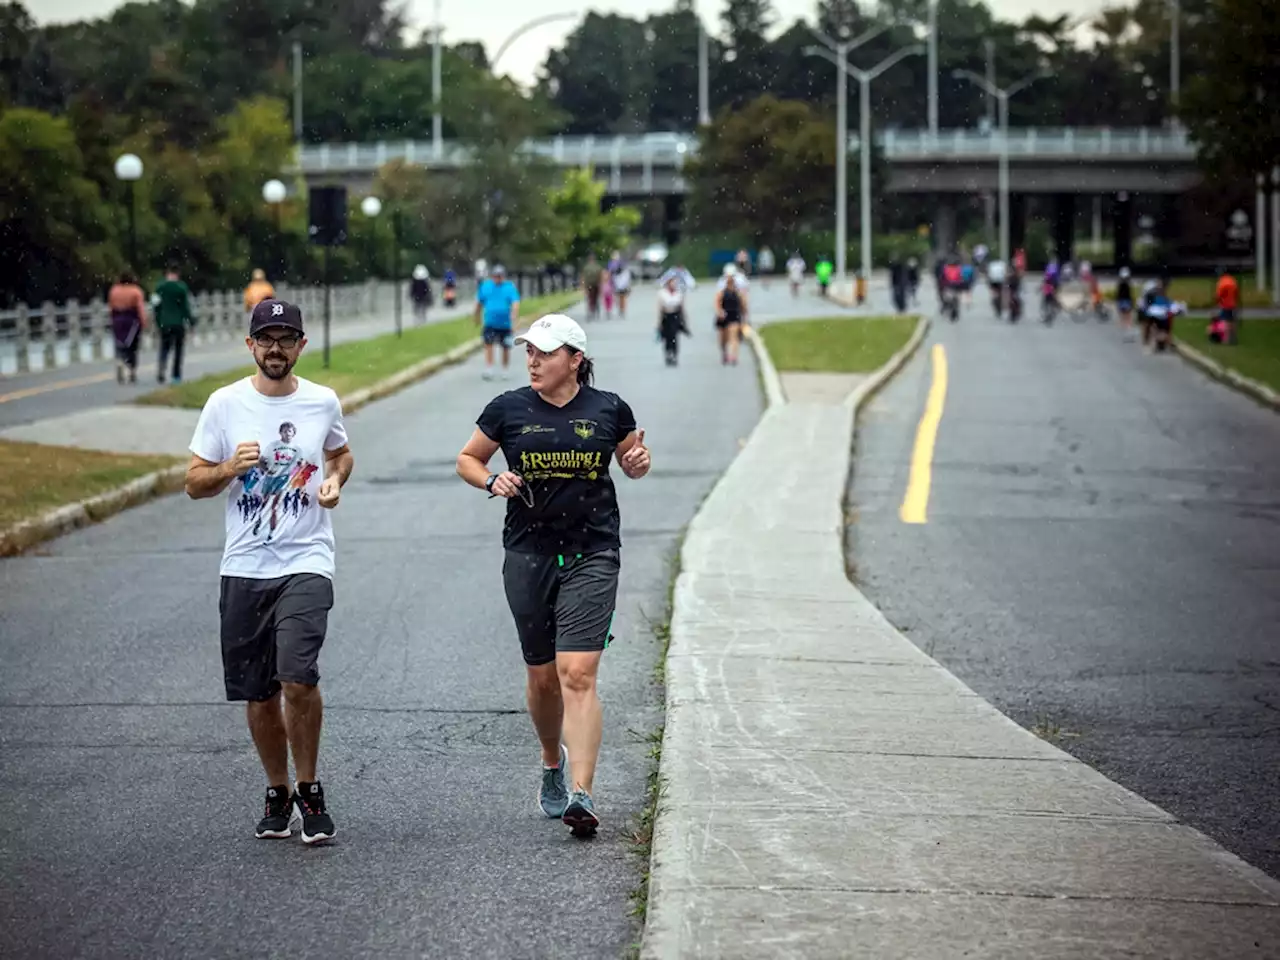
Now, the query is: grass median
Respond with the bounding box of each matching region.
[0,439,181,529]
[137,291,581,409]
[1104,275,1272,311]
[1180,318,1280,394]
[758,315,918,372]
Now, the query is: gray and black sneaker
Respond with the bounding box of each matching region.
[255,784,295,839]
[292,781,336,845]
[538,743,570,818]
[562,789,599,837]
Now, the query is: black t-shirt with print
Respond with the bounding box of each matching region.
[477,385,637,555]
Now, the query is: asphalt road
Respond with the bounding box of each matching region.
[0,283,841,959]
[847,288,1280,879]
[0,303,469,430]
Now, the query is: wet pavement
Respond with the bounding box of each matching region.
[0,283,841,959]
[847,291,1280,879]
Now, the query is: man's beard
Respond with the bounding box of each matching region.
[257,353,295,380]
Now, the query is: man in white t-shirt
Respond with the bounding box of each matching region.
[185,297,354,845]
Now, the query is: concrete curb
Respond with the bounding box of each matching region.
[842,313,931,412]
[1172,338,1280,412]
[743,327,786,408]
[642,311,933,958]
[0,299,581,557]
[0,463,187,557]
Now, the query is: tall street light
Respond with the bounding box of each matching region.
[1168,0,1180,124]
[807,43,924,288]
[432,0,442,160]
[114,153,143,274]
[262,179,287,281]
[952,69,1048,264]
[492,13,577,70]
[698,18,711,126]
[927,0,938,138]
[807,21,897,286]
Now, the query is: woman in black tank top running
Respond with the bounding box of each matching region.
[714,276,746,366]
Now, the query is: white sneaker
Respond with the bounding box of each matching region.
[482,369,494,380]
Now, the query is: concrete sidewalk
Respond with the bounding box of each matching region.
[641,336,1280,956]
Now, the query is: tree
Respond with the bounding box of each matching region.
[546,168,642,266]
[538,13,651,135]
[1180,0,1280,182]
[686,95,835,242]
[0,108,117,305]
[718,0,778,108]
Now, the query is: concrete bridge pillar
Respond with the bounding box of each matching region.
[664,194,685,247]
[932,196,958,256]
[1052,194,1076,262]
[1010,194,1027,258]
[1112,191,1134,270]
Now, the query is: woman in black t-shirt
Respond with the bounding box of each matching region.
[455,313,651,837]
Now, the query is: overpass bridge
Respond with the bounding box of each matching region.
[294,127,1204,263]
[296,127,1200,197]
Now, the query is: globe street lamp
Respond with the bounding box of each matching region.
[262,179,287,282]
[361,195,383,313]
[114,153,144,273]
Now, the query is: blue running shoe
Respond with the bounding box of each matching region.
[538,743,570,818]
[562,789,599,837]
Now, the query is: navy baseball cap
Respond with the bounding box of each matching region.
[250,299,305,336]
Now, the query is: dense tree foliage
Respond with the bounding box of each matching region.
[0,0,1264,301]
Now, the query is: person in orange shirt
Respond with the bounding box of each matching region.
[1215,268,1239,345]
[107,271,148,384]
[243,268,276,312]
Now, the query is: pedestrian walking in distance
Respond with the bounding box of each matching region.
[153,265,195,384]
[107,272,148,384]
[184,297,354,845]
[455,313,652,836]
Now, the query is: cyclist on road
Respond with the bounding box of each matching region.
[1116,267,1135,340]
[455,313,650,837]
[442,268,458,307]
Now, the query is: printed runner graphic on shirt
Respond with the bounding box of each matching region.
[235,421,320,543]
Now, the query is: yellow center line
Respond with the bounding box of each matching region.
[899,343,949,525]
[0,371,118,405]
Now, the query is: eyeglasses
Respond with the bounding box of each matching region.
[254,333,301,349]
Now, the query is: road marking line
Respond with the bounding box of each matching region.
[899,343,948,525]
[0,371,117,405]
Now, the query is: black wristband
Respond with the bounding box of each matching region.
[484,473,499,492]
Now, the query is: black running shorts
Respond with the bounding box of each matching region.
[219,574,333,701]
[502,549,620,666]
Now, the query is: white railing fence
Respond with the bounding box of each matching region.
[0,283,366,376]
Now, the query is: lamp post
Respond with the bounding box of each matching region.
[114,153,143,273]
[492,13,577,70]
[806,21,897,286]
[927,0,938,138]
[698,17,711,126]
[432,0,442,160]
[952,69,1048,264]
[361,195,382,314]
[807,43,924,289]
[262,179,287,282]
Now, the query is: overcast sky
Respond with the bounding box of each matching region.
[35,0,1088,87]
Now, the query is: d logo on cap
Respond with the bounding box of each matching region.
[271,303,284,317]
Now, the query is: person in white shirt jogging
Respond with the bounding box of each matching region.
[613,263,634,319]
[786,253,806,298]
[185,298,354,845]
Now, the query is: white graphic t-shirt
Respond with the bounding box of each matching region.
[189,377,348,580]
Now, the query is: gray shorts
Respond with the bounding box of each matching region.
[219,574,333,701]
[502,549,620,666]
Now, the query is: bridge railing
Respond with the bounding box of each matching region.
[0,283,365,376]
[295,127,1195,174]
[872,127,1196,158]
